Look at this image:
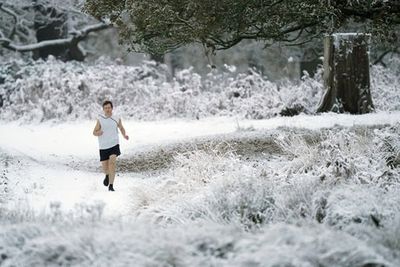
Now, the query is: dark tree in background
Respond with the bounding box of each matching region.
[33,3,69,59]
[0,0,110,61]
[317,34,374,114]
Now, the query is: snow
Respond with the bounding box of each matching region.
[1,111,399,161]
[1,112,400,265]
[0,111,398,214]
[331,33,371,37]
[1,56,400,265]
[0,112,398,213]
[2,56,398,124]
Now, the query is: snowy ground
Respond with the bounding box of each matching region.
[1,112,400,266]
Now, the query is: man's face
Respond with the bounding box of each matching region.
[103,104,113,116]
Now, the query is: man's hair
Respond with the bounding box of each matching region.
[102,100,113,108]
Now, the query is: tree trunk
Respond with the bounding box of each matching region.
[317,34,374,114]
[150,53,165,63]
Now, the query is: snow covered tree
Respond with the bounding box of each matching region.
[83,0,399,55]
[0,0,110,61]
[84,0,399,114]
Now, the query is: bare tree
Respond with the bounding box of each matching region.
[0,0,110,61]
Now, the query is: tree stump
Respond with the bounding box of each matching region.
[317,33,374,114]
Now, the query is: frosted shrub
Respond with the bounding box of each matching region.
[279,67,324,114]
[129,124,400,233]
[374,123,400,169]
[132,143,280,228]
[0,57,172,122]
[1,125,400,265]
[323,184,400,228]
[173,67,202,93]
[0,58,376,122]
[274,132,321,174]
[204,170,276,228]
[133,145,244,223]
[275,127,395,184]
[380,214,400,252]
[1,56,398,122]
[268,125,400,238]
[371,56,400,111]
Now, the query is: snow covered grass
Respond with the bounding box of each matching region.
[0,53,399,265]
[126,123,400,265]
[1,56,398,123]
[132,123,400,224]
[2,121,399,266]
[1,216,397,266]
[371,56,400,112]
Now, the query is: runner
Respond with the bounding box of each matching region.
[92,100,129,191]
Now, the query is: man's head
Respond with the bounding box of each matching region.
[102,100,113,116]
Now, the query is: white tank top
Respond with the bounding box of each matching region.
[98,115,120,149]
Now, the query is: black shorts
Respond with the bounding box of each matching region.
[99,144,121,161]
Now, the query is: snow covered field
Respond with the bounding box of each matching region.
[1,112,400,266]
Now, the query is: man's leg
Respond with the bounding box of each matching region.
[101,160,109,176]
[108,154,117,185]
[101,160,110,186]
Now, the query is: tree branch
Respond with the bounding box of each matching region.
[281,28,305,42]
[208,21,319,51]
[283,33,321,46]
[0,22,110,52]
[0,36,72,51]
[373,47,399,66]
[0,3,18,39]
[280,22,318,35]
[340,2,400,19]
[70,22,110,40]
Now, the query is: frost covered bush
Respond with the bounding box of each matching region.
[0,57,172,122]
[126,125,400,263]
[1,125,400,266]
[374,123,400,169]
[371,56,400,112]
[1,56,398,122]
[0,57,321,122]
[275,125,400,185]
[1,215,397,266]
[1,57,290,122]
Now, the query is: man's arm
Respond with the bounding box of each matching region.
[93,120,103,136]
[118,119,129,140]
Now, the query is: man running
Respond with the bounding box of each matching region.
[93,100,129,191]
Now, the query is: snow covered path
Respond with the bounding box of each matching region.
[1,112,399,217]
[1,111,399,161]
